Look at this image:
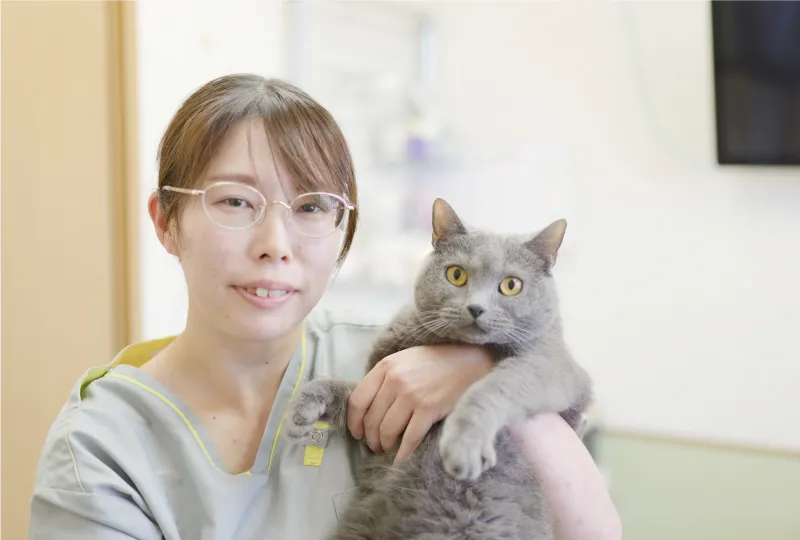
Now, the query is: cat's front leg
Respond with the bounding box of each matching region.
[438,377,506,481]
[284,379,356,443]
[439,353,588,480]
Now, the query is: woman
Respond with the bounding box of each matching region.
[29,75,621,540]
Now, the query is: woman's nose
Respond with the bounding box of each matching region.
[250,206,293,262]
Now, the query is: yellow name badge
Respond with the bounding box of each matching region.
[303,421,330,467]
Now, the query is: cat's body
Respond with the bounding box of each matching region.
[332,424,547,540]
[285,199,592,540]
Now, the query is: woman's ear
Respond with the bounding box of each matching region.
[148,191,180,257]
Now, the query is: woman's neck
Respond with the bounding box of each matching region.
[147,313,303,415]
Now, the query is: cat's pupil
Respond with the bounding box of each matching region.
[453,269,462,280]
[508,279,516,289]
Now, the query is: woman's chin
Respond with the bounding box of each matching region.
[229,320,297,343]
[225,305,308,342]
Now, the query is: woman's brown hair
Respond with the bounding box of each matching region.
[156,74,358,265]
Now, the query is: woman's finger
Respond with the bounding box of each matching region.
[394,411,434,464]
[362,379,397,453]
[347,362,387,440]
[378,398,413,452]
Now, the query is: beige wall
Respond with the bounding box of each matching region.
[1,2,137,538]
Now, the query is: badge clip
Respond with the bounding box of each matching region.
[303,421,329,467]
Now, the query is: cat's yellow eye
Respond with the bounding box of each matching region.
[446,265,468,287]
[499,276,523,296]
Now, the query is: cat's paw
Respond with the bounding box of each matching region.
[439,416,498,481]
[284,389,328,444]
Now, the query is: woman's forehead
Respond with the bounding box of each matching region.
[207,119,274,174]
[202,119,298,195]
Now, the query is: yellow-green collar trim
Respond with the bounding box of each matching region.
[80,335,176,399]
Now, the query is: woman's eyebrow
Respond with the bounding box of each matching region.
[206,172,259,186]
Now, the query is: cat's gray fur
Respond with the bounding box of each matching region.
[284,198,592,540]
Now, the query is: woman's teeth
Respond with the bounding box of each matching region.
[246,287,288,298]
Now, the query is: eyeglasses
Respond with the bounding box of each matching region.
[160,181,355,238]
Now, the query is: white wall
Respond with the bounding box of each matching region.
[427,1,800,453]
[136,0,800,452]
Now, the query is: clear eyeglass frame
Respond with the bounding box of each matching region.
[160,181,355,238]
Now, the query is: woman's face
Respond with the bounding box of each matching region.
[149,118,343,342]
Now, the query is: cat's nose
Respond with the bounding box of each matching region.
[467,305,485,319]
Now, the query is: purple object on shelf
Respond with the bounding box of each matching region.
[407,136,428,162]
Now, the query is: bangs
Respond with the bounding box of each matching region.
[258,90,354,201]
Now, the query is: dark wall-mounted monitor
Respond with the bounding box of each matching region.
[711,0,800,165]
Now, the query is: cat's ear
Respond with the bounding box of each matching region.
[525,219,567,270]
[432,198,467,246]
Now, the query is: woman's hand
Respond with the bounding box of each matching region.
[347,344,493,462]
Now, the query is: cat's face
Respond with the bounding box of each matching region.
[413,199,565,350]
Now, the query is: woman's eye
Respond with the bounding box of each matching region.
[299,203,320,213]
[224,198,249,208]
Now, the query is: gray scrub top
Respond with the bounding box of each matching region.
[29,309,381,540]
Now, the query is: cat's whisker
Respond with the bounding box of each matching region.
[419,313,457,334]
[417,313,452,330]
[397,318,452,348]
[504,327,540,351]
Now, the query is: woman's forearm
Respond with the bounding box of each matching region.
[509,413,622,540]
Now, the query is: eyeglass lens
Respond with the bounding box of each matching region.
[202,183,347,236]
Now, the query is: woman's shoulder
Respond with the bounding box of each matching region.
[306,307,387,338]
[30,340,196,539]
[304,308,389,380]
[34,341,175,494]
[305,307,386,350]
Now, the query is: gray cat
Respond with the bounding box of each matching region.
[285,198,592,540]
